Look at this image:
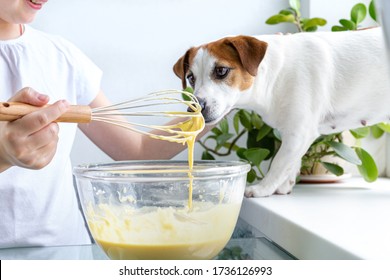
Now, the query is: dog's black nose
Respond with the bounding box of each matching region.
[188,98,206,112]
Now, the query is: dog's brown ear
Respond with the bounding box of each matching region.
[173,47,197,89]
[227,36,268,76]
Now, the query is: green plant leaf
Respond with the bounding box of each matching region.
[181,87,193,101]
[216,133,234,146]
[355,147,378,182]
[201,150,215,160]
[339,19,356,30]
[231,246,243,257]
[247,129,276,160]
[369,0,377,21]
[371,125,384,139]
[239,110,252,130]
[183,86,193,93]
[247,168,257,183]
[219,118,229,134]
[328,141,362,165]
[211,127,222,136]
[350,127,370,139]
[236,148,247,160]
[233,112,240,134]
[203,135,216,142]
[256,125,273,142]
[332,25,348,32]
[243,148,270,167]
[351,3,367,24]
[303,17,327,30]
[289,0,301,16]
[320,162,344,176]
[305,26,318,32]
[377,122,390,133]
[279,9,295,16]
[265,14,295,25]
[251,112,263,129]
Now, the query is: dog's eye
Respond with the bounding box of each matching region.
[187,73,196,88]
[214,66,230,79]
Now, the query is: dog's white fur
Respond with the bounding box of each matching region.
[174,28,390,197]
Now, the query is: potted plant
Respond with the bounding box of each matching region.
[197,0,387,184]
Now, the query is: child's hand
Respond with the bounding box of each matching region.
[0,87,69,172]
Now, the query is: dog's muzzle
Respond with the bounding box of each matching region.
[187,98,215,123]
[188,98,206,113]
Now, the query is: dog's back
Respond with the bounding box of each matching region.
[254,28,390,134]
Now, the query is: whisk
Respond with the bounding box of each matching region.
[0,90,205,143]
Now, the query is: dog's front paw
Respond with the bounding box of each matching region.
[245,184,275,197]
[245,178,296,197]
[275,178,295,195]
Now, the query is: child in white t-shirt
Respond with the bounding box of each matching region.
[0,0,202,248]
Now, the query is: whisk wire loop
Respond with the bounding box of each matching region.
[90,89,204,142]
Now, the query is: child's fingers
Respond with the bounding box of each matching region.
[8,87,49,106]
[27,123,60,151]
[1,98,69,170]
[27,140,59,170]
[15,100,69,135]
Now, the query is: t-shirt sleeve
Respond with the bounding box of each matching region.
[56,37,103,105]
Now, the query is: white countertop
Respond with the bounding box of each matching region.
[239,177,390,259]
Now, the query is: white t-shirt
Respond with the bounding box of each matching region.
[0,25,102,248]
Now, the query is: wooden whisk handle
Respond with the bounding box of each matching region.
[0,102,92,123]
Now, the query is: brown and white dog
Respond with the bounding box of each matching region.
[173,27,390,197]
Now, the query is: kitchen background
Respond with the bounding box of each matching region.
[31,0,384,175]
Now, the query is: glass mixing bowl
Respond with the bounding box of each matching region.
[73,160,250,260]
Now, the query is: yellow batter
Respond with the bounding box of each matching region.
[87,202,241,260]
[150,100,205,209]
[86,92,240,260]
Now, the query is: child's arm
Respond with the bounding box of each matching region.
[79,90,210,160]
[0,88,69,172]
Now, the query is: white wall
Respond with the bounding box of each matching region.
[31,0,383,168]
